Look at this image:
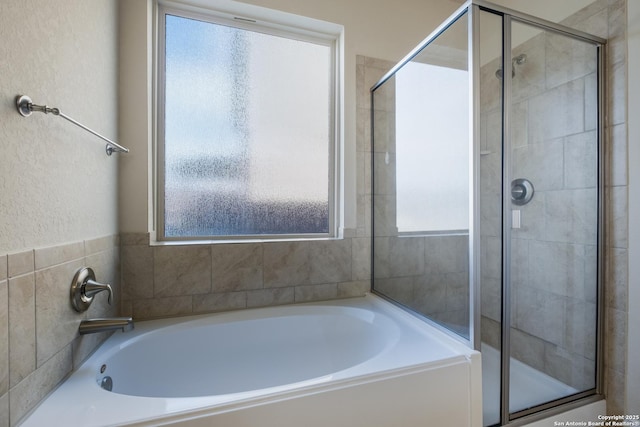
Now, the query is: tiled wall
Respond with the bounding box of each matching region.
[0,236,119,426]
[120,234,371,319]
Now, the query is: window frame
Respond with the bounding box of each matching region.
[155,1,342,242]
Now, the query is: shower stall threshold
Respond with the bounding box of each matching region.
[481,344,578,426]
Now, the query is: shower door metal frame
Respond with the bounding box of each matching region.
[370,1,606,425]
[474,1,607,425]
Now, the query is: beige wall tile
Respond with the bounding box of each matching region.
[0,255,6,281]
[263,241,310,288]
[9,346,72,426]
[8,274,35,387]
[8,251,34,278]
[192,292,246,314]
[84,235,116,256]
[337,280,369,298]
[0,280,7,396]
[121,245,154,300]
[0,392,7,427]
[606,185,628,249]
[35,260,85,367]
[294,283,338,303]
[247,287,294,308]
[132,296,192,320]
[34,241,84,270]
[211,243,263,292]
[351,238,371,281]
[309,239,352,285]
[154,246,211,297]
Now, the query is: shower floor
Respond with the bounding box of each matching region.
[481,344,578,426]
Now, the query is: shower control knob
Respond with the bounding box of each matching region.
[511,178,534,206]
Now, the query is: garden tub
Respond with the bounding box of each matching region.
[21,294,482,426]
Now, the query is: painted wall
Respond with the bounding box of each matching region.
[0,1,120,425]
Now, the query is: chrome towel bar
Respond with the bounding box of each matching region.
[15,95,129,156]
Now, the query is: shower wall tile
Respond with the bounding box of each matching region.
[606,185,628,249]
[511,35,546,103]
[544,188,598,245]
[606,247,628,311]
[564,298,597,358]
[608,61,626,126]
[424,235,468,275]
[607,123,628,187]
[513,140,564,191]
[373,237,390,279]
[389,236,424,277]
[480,276,500,322]
[584,73,598,132]
[545,31,597,90]
[528,79,585,143]
[564,131,598,189]
[514,286,565,346]
[528,241,586,299]
[510,328,546,374]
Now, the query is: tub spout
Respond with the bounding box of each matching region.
[79,317,134,335]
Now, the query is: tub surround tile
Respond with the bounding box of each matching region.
[121,245,154,299]
[72,331,111,371]
[263,241,310,288]
[0,280,7,396]
[351,238,371,281]
[153,246,211,297]
[3,233,119,424]
[247,287,294,308]
[8,274,35,388]
[211,243,263,292]
[0,392,7,427]
[0,255,6,281]
[35,259,85,367]
[9,346,72,427]
[294,283,338,303]
[132,296,192,319]
[309,239,352,285]
[8,251,34,278]
[34,241,84,270]
[337,281,369,298]
[193,292,246,314]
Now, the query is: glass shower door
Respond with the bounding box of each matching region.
[506,18,600,416]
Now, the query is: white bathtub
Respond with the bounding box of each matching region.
[21,294,482,427]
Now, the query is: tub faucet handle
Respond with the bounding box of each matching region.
[70,267,114,312]
[84,280,113,305]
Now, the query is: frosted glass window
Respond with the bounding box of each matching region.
[160,13,334,238]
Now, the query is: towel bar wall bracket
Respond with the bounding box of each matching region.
[15,95,129,156]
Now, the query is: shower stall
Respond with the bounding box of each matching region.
[370,1,605,425]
